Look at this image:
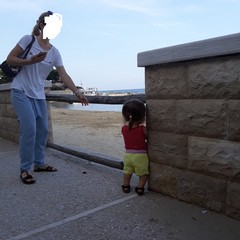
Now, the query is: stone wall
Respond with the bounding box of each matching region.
[138,33,240,220]
[0,83,53,144]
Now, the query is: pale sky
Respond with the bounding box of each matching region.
[0,0,239,90]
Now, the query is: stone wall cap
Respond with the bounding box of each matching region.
[0,81,52,91]
[137,32,240,67]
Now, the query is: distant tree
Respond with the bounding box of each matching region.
[0,69,13,84]
[47,68,61,83]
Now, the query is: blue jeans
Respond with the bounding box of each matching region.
[11,89,48,171]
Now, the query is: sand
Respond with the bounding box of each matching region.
[50,105,125,161]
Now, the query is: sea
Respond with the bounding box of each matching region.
[62,88,145,112]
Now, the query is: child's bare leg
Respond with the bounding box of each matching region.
[135,174,148,196]
[123,173,132,186]
[137,174,148,188]
[122,173,132,193]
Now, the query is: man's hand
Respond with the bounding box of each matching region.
[30,52,47,64]
[75,92,89,106]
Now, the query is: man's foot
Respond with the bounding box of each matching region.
[20,171,36,184]
[34,164,57,172]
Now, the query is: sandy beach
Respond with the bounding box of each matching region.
[50,104,125,161]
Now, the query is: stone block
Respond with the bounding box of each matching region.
[0,103,16,118]
[177,99,226,138]
[0,129,18,143]
[226,182,240,220]
[178,170,226,212]
[0,91,11,103]
[147,99,176,132]
[148,162,178,198]
[188,56,240,99]
[6,104,16,118]
[189,136,240,180]
[148,131,188,168]
[0,103,6,116]
[145,64,188,99]
[227,100,240,141]
[0,116,19,132]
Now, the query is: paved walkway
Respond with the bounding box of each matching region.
[0,137,240,240]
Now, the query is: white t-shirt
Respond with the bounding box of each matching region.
[11,35,63,99]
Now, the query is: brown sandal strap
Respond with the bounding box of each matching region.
[34,165,57,172]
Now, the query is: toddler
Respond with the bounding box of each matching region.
[121,99,149,196]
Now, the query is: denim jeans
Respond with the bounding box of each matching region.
[11,89,48,171]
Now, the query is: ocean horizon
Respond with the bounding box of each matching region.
[61,88,145,112]
[99,88,145,94]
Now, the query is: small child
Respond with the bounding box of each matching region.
[121,99,149,196]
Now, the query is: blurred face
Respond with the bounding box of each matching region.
[43,13,62,39]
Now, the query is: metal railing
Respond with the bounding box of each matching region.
[46,93,146,104]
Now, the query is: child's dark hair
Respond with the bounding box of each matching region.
[122,99,146,130]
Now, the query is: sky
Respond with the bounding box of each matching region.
[0,0,240,91]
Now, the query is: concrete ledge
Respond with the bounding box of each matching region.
[138,32,240,67]
[0,81,52,91]
[0,83,11,91]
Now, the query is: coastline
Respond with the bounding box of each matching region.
[50,101,123,112]
[48,87,145,160]
[50,107,125,161]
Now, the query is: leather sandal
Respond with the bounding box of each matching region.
[135,187,144,196]
[122,185,130,193]
[20,171,36,184]
[34,164,57,172]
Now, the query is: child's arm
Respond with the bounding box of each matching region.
[143,126,147,139]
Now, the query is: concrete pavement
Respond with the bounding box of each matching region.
[0,137,240,240]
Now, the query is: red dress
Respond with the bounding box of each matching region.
[121,125,147,152]
[121,125,149,176]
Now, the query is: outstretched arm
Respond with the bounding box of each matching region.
[56,66,89,106]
